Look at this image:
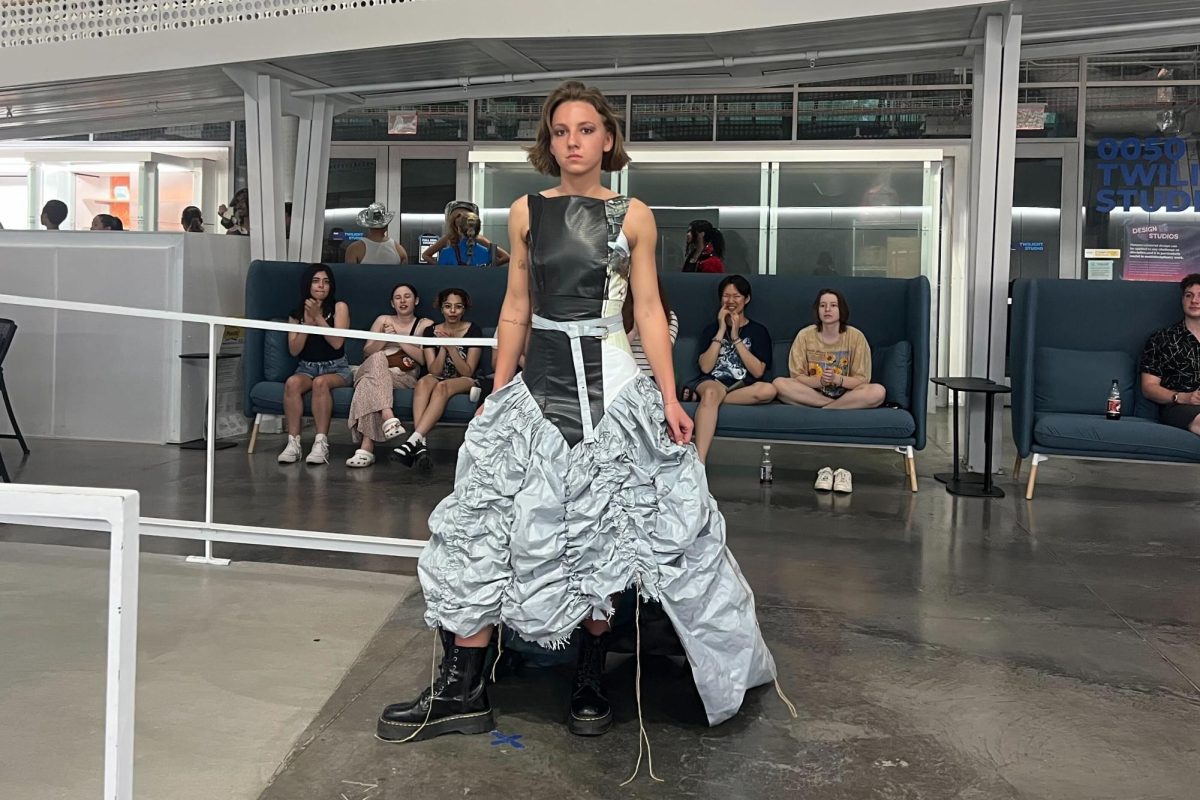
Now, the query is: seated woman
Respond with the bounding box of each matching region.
[689,275,776,462]
[392,287,484,471]
[278,264,352,465]
[421,202,510,267]
[624,273,678,377]
[345,283,435,468]
[772,288,886,410]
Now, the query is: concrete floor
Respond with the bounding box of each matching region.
[1,416,1198,798]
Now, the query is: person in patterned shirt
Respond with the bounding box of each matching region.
[1139,273,1200,435]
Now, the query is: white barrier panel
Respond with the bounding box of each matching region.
[0,484,140,800]
[0,291,495,562]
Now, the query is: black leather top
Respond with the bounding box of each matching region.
[523,194,618,446]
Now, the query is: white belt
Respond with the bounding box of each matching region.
[531,313,623,442]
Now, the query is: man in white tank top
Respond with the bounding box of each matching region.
[345,202,409,264]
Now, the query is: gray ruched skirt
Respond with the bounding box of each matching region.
[418,374,778,726]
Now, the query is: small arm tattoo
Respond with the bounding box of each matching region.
[501,317,530,327]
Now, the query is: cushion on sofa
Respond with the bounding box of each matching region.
[1033,412,1200,461]
[873,341,912,408]
[1035,347,1134,415]
[680,402,916,442]
[263,322,297,382]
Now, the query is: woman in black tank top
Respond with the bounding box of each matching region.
[277,264,352,466]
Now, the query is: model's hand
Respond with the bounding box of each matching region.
[664,401,693,445]
[1185,390,1200,405]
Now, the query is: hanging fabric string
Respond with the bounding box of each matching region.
[620,584,664,786]
[391,626,440,744]
[490,621,505,684]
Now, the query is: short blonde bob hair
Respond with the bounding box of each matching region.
[526,81,630,177]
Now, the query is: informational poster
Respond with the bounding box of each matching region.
[388,111,419,135]
[419,233,440,264]
[1123,221,1200,282]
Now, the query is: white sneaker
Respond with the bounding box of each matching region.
[814,467,834,492]
[833,468,853,494]
[306,438,330,465]
[277,436,302,464]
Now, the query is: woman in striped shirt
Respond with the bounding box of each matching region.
[623,273,678,376]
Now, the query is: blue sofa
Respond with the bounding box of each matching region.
[1010,278,1200,498]
[244,262,929,487]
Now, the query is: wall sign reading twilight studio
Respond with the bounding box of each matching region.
[1094,137,1199,213]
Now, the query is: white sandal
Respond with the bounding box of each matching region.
[345,449,376,468]
[382,417,405,440]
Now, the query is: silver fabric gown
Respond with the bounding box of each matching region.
[418,194,778,726]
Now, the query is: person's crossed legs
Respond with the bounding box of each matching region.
[694,378,777,462]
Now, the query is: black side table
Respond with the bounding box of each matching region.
[932,376,1012,498]
[179,352,241,451]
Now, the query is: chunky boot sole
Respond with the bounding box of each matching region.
[568,708,613,736]
[376,707,494,743]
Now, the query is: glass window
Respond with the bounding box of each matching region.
[716,93,792,141]
[1020,58,1080,83]
[399,159,457,262]
[796,90,971,139]
[1016,87,1078,138]
[332,103,469,141]
[630,95,715,142]
[776,162,930,278]
[475,162,558,250]
[96,122,232,141]
[1087,47,1200,82]
[628,162,762,273]
[475,95,626,142]
[322,157,379,263]
[1081,86,1200,281]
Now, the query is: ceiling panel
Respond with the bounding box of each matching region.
[0,66,238,117]
[1022,0,1200,34]
[275,40,508,85]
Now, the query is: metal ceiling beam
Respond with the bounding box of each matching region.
[292,37,984,97]
[1022,17,1200,43]
[0,103,243,141]
[1020,29,1200,61]
[356,55,971,106]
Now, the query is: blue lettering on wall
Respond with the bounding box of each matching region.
[1094,137,1198,213]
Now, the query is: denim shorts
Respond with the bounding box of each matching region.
[295,357,352,384]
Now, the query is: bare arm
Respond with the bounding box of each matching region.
[287,315,306,356]
[627,201,677,401]
[345,240,364,264]
[395,243,409,264]
[478,235,511,266]
[313,302,350,350]
[1140,373,1195,405]
[404,319,433,364]
[362,315,389,356]
[425,336,448,376]
[421,235,450,264]
[491,197,532,389]
[730,336,767,379]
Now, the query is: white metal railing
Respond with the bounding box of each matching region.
[0,291,496,561]
[0,484,140,800]
[0,0,421,48]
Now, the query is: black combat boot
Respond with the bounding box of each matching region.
[568,631,612,736]
[377,636,493,742]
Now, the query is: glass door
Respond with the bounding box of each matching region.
[1011,141,1080,279]
[386,147,467,263]
[325,145,467,263]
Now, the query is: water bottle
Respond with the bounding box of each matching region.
[1106,379,1122,420]
[759,445,773,484]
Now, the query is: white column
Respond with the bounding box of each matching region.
[965,12,1022,473]
[289,95,336,263]
[243,74,288,261]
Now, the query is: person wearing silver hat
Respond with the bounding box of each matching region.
[345,202,409,264]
